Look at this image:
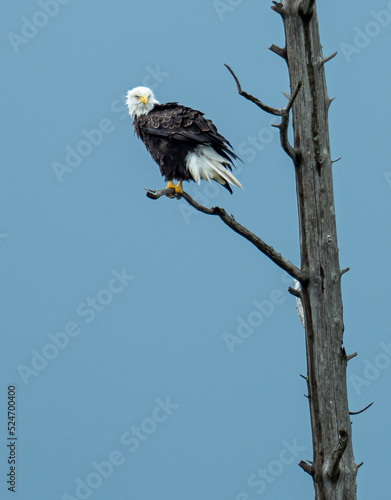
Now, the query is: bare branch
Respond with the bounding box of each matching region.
[327,96,336,109]
[224,64,282,116]
[288,286,301,297]
[349,402,373,416]
[181,192,307,282]
[346,351,357,362]
[145,187,178,199]
[146,188,307,283]
[225,64,302,162]
[271,1,284,15]
[327,429,349,482]
[286,81,302,113]
[357,462,364,469]
[269,44,287,59]
[332,157,342,164]
[299,460,314,476]
[278,81,302,160]
[319,51,337,68]
[341,267,350,276]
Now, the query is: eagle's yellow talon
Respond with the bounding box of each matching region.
[165,180,183,196]
[166,181,176,190]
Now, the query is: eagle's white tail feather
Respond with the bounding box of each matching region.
[186,145,242,189]
[203,156,239,187]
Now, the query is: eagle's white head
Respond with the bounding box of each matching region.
[126,86,159,118]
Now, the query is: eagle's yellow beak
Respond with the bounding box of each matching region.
[140,94,148,105]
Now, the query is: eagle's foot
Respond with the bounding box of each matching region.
[165,180,183,197]
[175,180,183,194]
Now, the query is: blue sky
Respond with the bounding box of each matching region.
[1,1,391,499]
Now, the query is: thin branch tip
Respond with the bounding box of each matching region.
[224,63,241,92]
[346,351,357,362]
[225,65,301,163]
[298,460,314,476]
[327,96,336,109]
[269,44,287,59]
[271,1,284,14]
[349,402,373,416]
[288,286,301,298]
[319,51,337,68]
[145,187,178,199]
[225,64,282,116]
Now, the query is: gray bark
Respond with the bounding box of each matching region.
[278,1,358,498]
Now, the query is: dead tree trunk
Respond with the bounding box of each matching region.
[146,1,359,497]
[272,1,358,498]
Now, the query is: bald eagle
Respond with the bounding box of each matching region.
[126,86,242,194]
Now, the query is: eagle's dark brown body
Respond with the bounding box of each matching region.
[133,102,238,192]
